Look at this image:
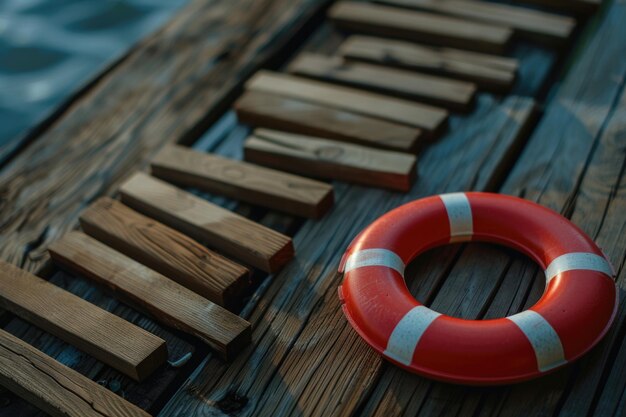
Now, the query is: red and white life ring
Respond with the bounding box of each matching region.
[338,192,617,385]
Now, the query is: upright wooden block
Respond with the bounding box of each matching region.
[244,129,417,192]
[0,328,150,417]
[338,35,517,92]
[151,145,334,218]
[119,172,294,273]
[376,0,575,45]
[80,198,251,310]
[246,71,447,138]
[288,53,477,112]
[328,2,513,54]
[0,260,166,381]
[49,232,252,360]
[235,90,424,151]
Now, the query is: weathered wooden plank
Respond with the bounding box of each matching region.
[246,71,448,136]
[376,0,575,45]
[0,0,330,274]
[328,2,513,53]
[119,173,294,273]
[476,71,626,417]
[80,197,251,310]
[234,91,424,152]
[245,129,418,192]
[159,95,537,417]
[358,2,626,415]
[151,145,334,219]
[0,328,150,417]
[287,53,477,111]
[0,260,166,382]
[338,36,517,92]
[48,231,252,360]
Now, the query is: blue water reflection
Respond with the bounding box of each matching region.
[0,0,187,152]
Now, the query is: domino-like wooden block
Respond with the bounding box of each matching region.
[235,90,424,151]
[376,0,575,45]
[0,260,166,381]
[328,2,513,54]
[338,35,517,92]
[119,173,294,273]
[49,232,252,360]
[80,197,251,310]
[245,129,417,192]
[246,71,447,138]
[151,145,334,218]
[288,53,477,111]
[0,328,151,417]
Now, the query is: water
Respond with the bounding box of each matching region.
[0,0,187,155]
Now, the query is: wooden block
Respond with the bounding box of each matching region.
[328,2,513,54]
[118,172,294,273]
[376,0,575,45]
[151,145,334,219]
[338,35,517,92]
[287,53,477,112]
[0,260,166,382]
[244,129,417,192]
[246,71,447,138]
[80,197,251,310]
[235,91,425,151]
[0,328,150,417]
[48,232,252,360]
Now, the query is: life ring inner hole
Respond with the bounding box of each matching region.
[402,241,545,320]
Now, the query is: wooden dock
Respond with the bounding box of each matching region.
[0,0,624,416]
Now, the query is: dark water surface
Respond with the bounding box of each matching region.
[0,0,187,154]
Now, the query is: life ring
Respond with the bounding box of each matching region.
[338,192,617,385]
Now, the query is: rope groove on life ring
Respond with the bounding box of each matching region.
[338,192,617,385]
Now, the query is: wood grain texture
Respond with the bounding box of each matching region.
[359,2,626,415]
[0,260,166,382]
[245,129,418,192]
[338,36,517,92]
[80,197,251,310]
[160,95,538,417]
[234,90,424,152]
[0,118,256,417]
[376,0,575,45]
[48,232,252,360]
[246,71,448,137]
[119,173,294,273]
[287,53,477,111]
[328,2,513,53]
[0,328,150,417]
[0,0,329,274]
[151,145,334,219]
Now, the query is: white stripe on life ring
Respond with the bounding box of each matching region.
[343,248,405,276]
[440,193,473,243]
[384,306,441,366]
[545,252,614,283]
[507,310,566,372]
